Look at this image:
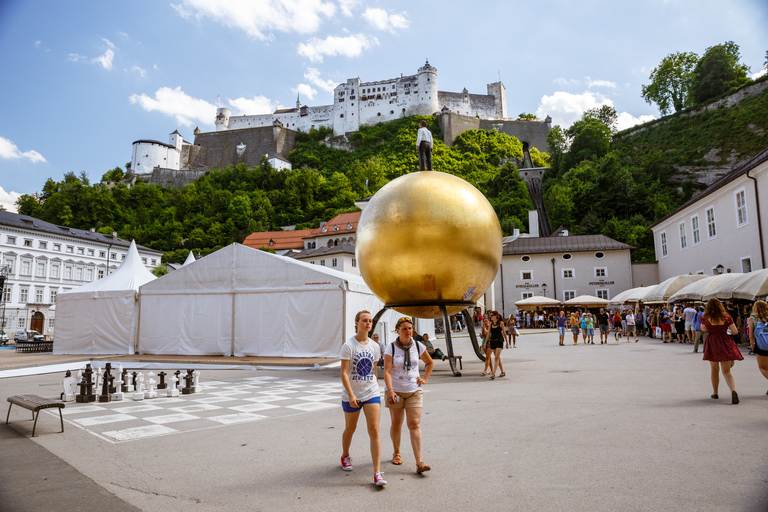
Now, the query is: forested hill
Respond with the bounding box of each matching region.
[15,116,541,264]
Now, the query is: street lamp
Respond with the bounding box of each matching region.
[716,264,724,275]
[542,283,548,297]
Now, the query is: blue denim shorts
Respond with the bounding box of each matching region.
[342,395,381,413]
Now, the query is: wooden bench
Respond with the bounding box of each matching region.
[6,394,65,437]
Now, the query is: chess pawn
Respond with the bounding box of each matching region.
[167,375,180,397]
[157,371,167,390]
[182,370,195,395]
[61,370,77,402]
[145,372,157,399]
[133,373,145,401]
[174,370,182,391]
[193,370,201,392]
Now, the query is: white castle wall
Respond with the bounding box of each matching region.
[131,140,181,172]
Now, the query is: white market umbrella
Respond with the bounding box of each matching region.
[514,296,562,310]
[625,286,659,303]
[702,268,768,301]
[669,273,743,302]
[564,294,610,307]
[609,287,644,305]
[643,274,709,303]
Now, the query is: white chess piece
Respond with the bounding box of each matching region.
[95,367,104,391]
[193,370,201,392]
[77,369,83,383]
[112,372,124,401]
[61,372,77,402]
[145,372,158,399]
[167,375,180,397]
[133,373,145,400]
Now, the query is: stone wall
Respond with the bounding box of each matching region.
[438,113,551,153]
[142,168,208,189]
[184,125,297,171]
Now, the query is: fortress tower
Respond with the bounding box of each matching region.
[486,82,507,119]
[215,108,231,131]
[417,60,439,115]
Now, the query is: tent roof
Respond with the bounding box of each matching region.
[514,296,562,306]
[140,243,371,295]
[564,294,610,306]
[702,268,768,301]
[183,251,196,266]
[61,240,156,297]
[643,274,709,302]
[669,273,744,302]
[609,286,644,305]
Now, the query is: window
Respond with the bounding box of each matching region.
[562,269,574,278]
[49,318,55,329]
[5,259,14,273]
[332,258,338,267]
[66,246,74,253]
[64,266,72,279]
[36,262,45,277]
[563,290,576,301]
[111,253,117,260]
[594,252,604,259]
[98,269,104,279]
[595,268,607,277]
[35,289,43,303]
[660,231,668,258]
[596,290,609,300]
[7,236,16,245]
[86,268,93,281]
[3,287,10,302]
[75,267,83,280]
[20,288,28,302]
[320,260,326,266]
[706,207,717,239]
[99,251,105,258]
[142,258,147,264]
[521,255,531,262]
[521,271,532,280]
[39,241,47,250]
[151,259,157,265]
[50,290,57,303]
[352,258,357,268]
[24,239,32,247]
[735,188,748,227]
[679,221,687,250]
[742,257,752,273]
[562,253,572,260]
[522,292,534,299]
[21,261,31,275]
[77,247,84,255]
[691,215,701,246]
[87,249,94,256]
[51,264,60,278]
[18,318,25,328]
[53,244,61,251]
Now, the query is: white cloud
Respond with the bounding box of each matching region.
[171,0,336,40]
[92,48,114,69]
[535,90,655,130]
[362,8,409,33]
[102,38,116,49]
[587,78,617,88]
[291,83,318,101]
[0,186,21,213]
[0,136,46,163]
[132,65,147,79]
[304,67,337,92]
[752,69,767,80]
[129,87,217,127]
[553,77,579,86]
[68,53,87,62]
[615,112,656,131]
[227,95,282,115]
[338,0,360,16]
[298,33,378,62]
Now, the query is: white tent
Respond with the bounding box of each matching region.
[183,250,196,266]
[668,273,744,302]
[54,240,156,355]
[564,294,610,307]
[643,274,709,303]
[609,287,644,305]
[137,244,413,358]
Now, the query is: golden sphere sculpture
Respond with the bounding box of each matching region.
[356,171,502,319]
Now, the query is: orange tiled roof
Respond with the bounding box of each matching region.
[243,229,315,251]
[303,211,362,239]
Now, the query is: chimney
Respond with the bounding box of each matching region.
[528,210,539,238]
[513,228,520,237]
[112,231,117,238]
[90,227,96,233]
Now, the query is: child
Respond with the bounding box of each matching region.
[416,120,433,171]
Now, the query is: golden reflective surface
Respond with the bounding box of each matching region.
[356,171,502,319]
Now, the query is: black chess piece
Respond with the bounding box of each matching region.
[121,368,129,393]
[76,376,88,403]
[98,370,112,403]
[182,369,195,395]
[132,371,138,390]
[84,364,96,402]
[157,371,167,390]
[105,363,115,394]
[174,370,182,389]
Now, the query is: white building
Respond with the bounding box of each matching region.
[492,232,634,318]
[215,61,507,135]
[0,212,164,337]
[651,148,768,280]
[287,245,359,275]
[130,130,191,173]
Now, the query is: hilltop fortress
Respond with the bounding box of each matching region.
[131,60,551,184]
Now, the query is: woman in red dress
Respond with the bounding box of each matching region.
[701,298,743,404]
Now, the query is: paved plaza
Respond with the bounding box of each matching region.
[1,331,767,511]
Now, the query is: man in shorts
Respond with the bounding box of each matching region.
[625,310,637,342]
[660,307,672,342]
[597,308,610,344]
[556,310,567,346]
[693,306,706,353]
[683,303,697,344]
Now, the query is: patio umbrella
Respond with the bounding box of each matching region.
[609,287,644,305]
[514,296,562,310]
[625,285,659,303]
[702,268,768,301]
[668,273,743,302]
[564,294,610,307]
[643,274,709,303]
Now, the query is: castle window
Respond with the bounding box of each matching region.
[340,114,344,118]
[378,113,381,116]
[390,110,394,114]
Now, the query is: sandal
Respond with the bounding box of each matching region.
[499,372,505,378]
[711,394,718,399]
[416,461,431,473]
[392,453,402,465]
[490,374,495,380]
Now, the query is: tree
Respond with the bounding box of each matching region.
[582,105,618,133]
[690,41,750,105]
[642,51,699,115]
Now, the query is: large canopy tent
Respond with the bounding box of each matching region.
[643,274,709,303]
[136,243,413,358]
[668,273,744,302]
[54,240,156,355]
[514,296,562,310]
[564,295,610,308]
[702,268,768,301]
[609,287,644,305]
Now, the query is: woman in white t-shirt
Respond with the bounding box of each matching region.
[340,310,386,486]
[384,317,434,473]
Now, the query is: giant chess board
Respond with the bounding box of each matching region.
[55,375,347,443]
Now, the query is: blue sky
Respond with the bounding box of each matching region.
[1,0,766,211]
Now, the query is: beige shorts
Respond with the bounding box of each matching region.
[385,388,424,409]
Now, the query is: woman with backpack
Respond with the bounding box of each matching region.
[748,300,768,393]
[701,298,743,404]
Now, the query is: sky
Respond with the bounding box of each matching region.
[0,0,766,212]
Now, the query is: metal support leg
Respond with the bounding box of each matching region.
[32,409,39,437]
[368,306,390,339]
[5,403,11,424]
[462,308,485,361]
[439,304,461,376]
[58,408,64,433]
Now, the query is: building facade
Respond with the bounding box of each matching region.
[287,245,359,275]
[651,148,768,280]
[0,212,163,337]
[492,234,634,318]
[131,130,190,173]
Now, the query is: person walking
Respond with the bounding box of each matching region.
[701,298,743,404]
[340,310,386,485]
[597,308,609,344]
[693,306,706,353]
[487,311,508,379]
[612,310,623,341]
[625,310,637,342]
[570,312,580,345]
[480,316,493,376]
[580,313,589,344]
[683,303,697,344]
[557,310,567,346]
[586,313,595,344]
[660,306,672,342]
[384,317,434,473]
[507,313,518,348]
[748,300,768,394]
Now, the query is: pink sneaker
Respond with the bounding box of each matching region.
[374,471,387,486]
[341,455,353,471]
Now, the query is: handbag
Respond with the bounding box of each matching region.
[514,327,520,336]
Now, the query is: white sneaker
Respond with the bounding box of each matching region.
[341,455,353,471]
[374,471,387,486]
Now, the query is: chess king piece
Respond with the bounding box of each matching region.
[105,363,116,394]
[98,368,112,403]
[182,369,195,395]
[157,371,167,390]
[133,373,145,401]
[174,370,182,391]
[167,374,180,397]
[61,370,77,402]
[112,371,124,401]
[84,364,96,402]
[145,372,158,399]
[75,375,89,403]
